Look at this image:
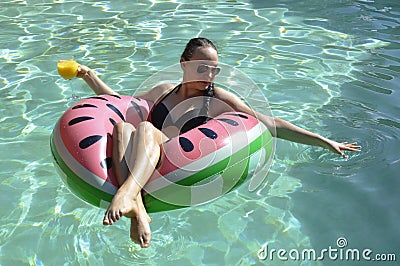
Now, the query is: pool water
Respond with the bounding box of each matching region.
[0,0,399,265]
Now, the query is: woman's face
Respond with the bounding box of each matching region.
[182,47,219,90]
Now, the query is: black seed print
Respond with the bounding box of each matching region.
[216,118,239,126]
[228,113,248,119]
[79,135,102,149]
[130,101,144,121]
[89,96,109,101]
[109,118,117,126]
[110,94,121,99]
[106,104,125,121]
[72,104,98,110]
[179,137,194,152]
[100,157,113,169]
[198,128,218,139]
[68,116,94,126]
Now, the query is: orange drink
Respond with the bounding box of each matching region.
[57,60,79,79]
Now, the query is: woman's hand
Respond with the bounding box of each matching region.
[76,64,91,79]
[324,139,361,158]
[74,64,118,95]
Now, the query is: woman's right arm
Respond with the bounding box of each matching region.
[77,64,172,101]
[77,64,118,95]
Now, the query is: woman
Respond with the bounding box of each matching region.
[77,38,361,248]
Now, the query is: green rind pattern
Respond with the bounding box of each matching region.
[51,128,273,213]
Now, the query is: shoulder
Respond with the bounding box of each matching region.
[214,86,242,104]
[213,86,252,113]
[150,83,174,97]
[136,83,174,102]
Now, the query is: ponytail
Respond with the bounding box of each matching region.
[200,83,214,121]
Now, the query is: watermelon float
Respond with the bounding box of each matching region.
[50,61,274,212]
[50,93,274,213]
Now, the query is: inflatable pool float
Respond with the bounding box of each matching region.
[50,94,273,213]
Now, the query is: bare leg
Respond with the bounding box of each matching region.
[111,122,136,186]
[104,121,167,247]
[110,123,151,223]
[110,122,151,224]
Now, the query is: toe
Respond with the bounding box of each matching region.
[114,210,121,221]
[103,211,110,225]
[110,210,119,223]
[140,232,151,248]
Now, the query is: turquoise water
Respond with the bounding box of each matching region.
[1,0,399,265]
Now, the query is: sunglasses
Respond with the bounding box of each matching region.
[197,64,221,75]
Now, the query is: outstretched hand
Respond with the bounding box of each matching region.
[325,140,361,158]
[76,64,91,79]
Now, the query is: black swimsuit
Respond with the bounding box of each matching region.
[148,84,211,134]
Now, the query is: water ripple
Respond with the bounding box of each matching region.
[0,0,399,265]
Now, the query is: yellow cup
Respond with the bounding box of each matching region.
[57,60,79,79]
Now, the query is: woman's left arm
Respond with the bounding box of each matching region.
[263,115,361,158]
[216,88,361,158]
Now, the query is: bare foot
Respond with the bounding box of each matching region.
[130,214,152,248]
[130,193,152,248]
[103,190,137,225]
[103,190,152,247]
[137,192,151,223]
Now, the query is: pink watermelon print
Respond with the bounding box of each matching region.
[50,94,273,213]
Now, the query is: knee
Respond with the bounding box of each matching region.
[137,121,165,144]
[114,121,134,131]
[113,122,135,139]
[137,121,156,133]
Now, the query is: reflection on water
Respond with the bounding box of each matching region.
[0,0,399,265]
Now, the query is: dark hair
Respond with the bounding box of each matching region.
[181,37,218,61]
[199,82,214,117]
